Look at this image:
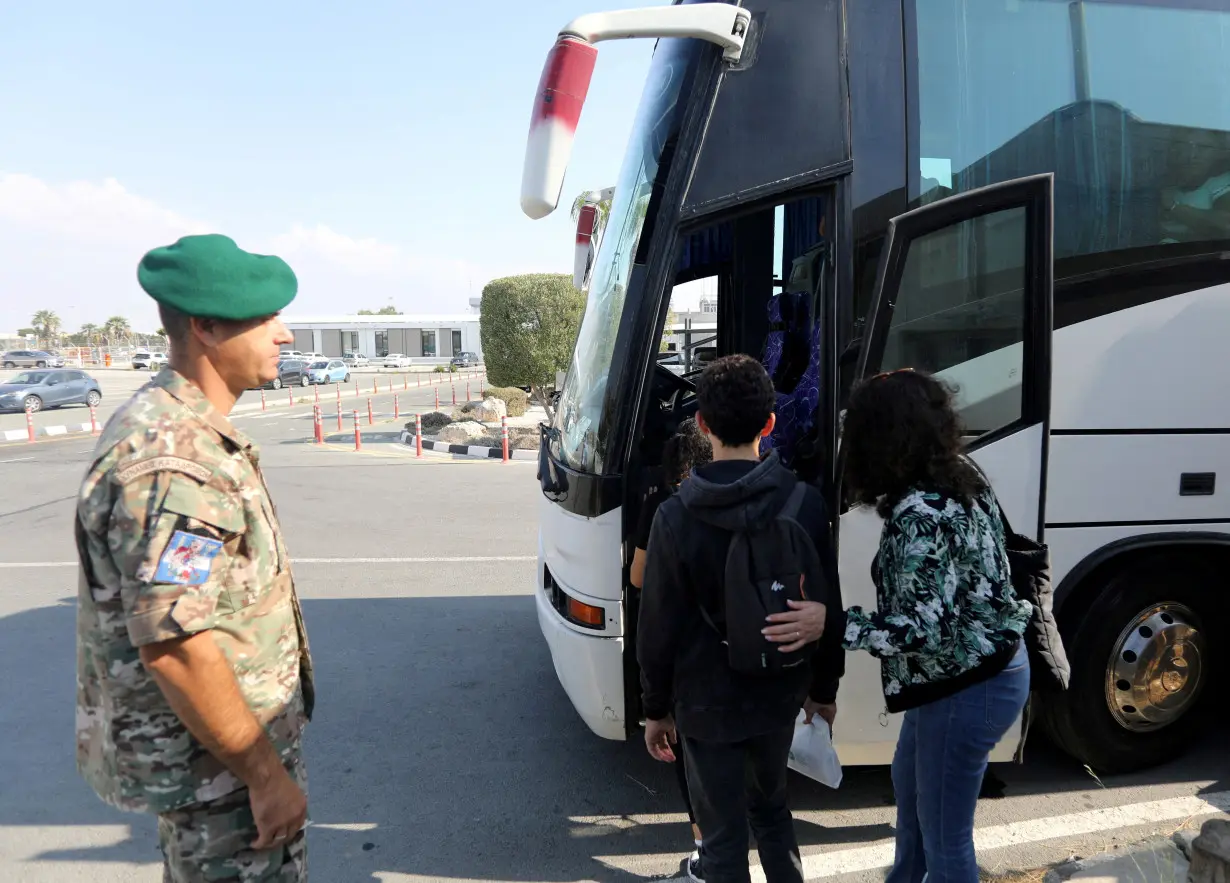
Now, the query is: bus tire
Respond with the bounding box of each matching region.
[1040,557,1217,774]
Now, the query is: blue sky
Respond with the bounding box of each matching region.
[0,0,664,332]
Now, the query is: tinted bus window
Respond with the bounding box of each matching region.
[912,0,1230,274]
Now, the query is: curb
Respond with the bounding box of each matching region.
[3,422,99,441]
[399,430,536,461]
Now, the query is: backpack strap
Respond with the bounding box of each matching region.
[779,481,808,523]
[963,455,1016,536]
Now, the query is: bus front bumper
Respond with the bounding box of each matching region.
[535,587,626,741]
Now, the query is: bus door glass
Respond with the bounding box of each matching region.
[833,175,1055,765]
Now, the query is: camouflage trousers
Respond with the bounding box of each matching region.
[157,762,308,882]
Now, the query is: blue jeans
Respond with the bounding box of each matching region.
[886,642,1030,883]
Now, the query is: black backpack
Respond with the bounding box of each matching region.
[696,480,823,675]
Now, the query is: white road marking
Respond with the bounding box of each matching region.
[0,556,536,568]
[589,790,1230,881]
[0,457,34,463]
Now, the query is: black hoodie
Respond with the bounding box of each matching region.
[637,452,846,743]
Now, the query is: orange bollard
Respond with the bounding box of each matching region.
[336,407,342,431]
[389,379,394,394]
[373,378,378,396]
[501,415,509,463]
[404,375,408,391]
[89,405,99,434]
[26,406,36,443]
[353,410,361,450]
[435,388,439,411]
[288,387,294,407]
[367,398,374,425]
[393,394,399,420]
[313,406,324,444]
[466,382,471,402]
[480,375,484,397]
[315,385,320,405]
[451,383,457,406]
[261,389,267,411]
[415,413,423,458]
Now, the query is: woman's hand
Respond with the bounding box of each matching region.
[763,599,827,653]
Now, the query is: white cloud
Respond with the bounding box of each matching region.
[0,173,213,247]
[0,172,505,332]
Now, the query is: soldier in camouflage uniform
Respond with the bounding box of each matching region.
[75,234,315,882]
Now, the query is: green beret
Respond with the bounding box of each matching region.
[137,234,297,321]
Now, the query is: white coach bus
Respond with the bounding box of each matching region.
[521,0,1228,773]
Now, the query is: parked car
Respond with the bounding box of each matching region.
[384,353,412,368]
[132,350,168,370]
[2,349,65,369]
[306,359,350,385]
[279,350,304,360]
[0,369,101,413]
[450,351,480,368]
[256,359,311,390]
[343,352,369,367]
[299,351,327,362]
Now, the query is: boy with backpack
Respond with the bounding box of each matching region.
[637,354,845,883]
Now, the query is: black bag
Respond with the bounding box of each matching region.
[698,481,822,675]
[981,489,1071,693]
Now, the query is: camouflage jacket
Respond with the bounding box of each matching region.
[75,367,314,814]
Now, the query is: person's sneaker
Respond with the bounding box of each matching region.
[685,850,704,883]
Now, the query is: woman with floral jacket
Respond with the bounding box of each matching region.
[840,370,1032,883]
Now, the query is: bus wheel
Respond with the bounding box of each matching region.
[1041,559,1215,774]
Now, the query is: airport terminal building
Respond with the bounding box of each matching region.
[282,314,482,362]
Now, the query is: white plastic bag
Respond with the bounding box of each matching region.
[787,710,843,788]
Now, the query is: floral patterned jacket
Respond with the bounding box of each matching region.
[842,486,1031,712]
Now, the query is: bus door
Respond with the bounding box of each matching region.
[834,175,1055,765]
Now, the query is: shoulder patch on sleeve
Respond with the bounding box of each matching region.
[154,531,225,585]
[115,456,212,485]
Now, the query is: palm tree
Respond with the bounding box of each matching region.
[31,310,62,347]
[104,315,132,344]
[79,323,100,345]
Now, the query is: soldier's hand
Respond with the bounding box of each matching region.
[249,767,308,851]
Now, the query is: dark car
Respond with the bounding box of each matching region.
[0,369,102,413]
[257,360,312,390]
[2,349,66,369]
[450,351,480,368]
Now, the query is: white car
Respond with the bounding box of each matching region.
[343,352,369,367]
[279,350,304,360]
[383,353,412,368]
[132,351,168,370]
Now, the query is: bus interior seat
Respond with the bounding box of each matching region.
[761,198,828,474]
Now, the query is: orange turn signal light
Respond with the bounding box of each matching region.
[567,597,605,628]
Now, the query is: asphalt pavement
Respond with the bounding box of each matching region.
[0,394,1225,883]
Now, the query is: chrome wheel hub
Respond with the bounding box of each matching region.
[1106,602,1205,731]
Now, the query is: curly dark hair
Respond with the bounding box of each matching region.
[842,369,986,517]
[696,354,776,446]
[662,417,713,485]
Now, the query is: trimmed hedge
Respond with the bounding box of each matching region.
[483,385,529,417]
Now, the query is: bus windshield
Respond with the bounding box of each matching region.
[553,38,703,474]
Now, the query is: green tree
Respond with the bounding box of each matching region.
[660,310,679,353]
[479,274,585,421]
[79,323,101,345]
[357,306,400,315]
[31,310,62,345]
[104,316,131,342]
